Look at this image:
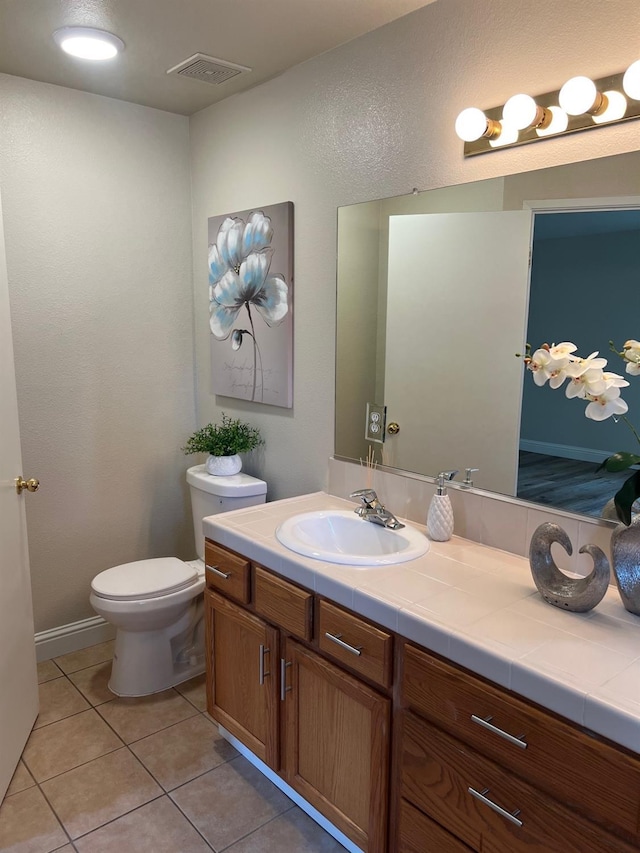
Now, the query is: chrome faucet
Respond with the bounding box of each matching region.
[349,489,405,530]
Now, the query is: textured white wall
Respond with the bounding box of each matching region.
[190,0,640,502]
[3,0,640,633]
[0,76,195,632]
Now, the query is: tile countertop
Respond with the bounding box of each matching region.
[203,492,640,755]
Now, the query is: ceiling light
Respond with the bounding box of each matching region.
[53,27,124,61]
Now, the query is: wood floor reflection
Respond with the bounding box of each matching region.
[517,451,631,518]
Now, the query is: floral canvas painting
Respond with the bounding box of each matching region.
[208,201,293,407]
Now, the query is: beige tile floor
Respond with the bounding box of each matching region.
[0,641,345,852]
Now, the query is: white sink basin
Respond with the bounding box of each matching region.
[275,510,429,566]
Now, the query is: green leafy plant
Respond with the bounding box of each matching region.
[182,413,264,457]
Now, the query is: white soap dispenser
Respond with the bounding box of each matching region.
[427,470,458,542]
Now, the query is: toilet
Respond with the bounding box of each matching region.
[90,464,267,697]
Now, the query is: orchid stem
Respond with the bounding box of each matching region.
[621,415,640,448]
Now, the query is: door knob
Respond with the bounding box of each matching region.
[15,477,40,495]
[387,422,400,435]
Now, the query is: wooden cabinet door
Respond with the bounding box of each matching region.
[205,590,279,768]
[282,638,390,853]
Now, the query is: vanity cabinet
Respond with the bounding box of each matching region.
[205,591,279,767]
[203,540,391,853]
[283,638,390,851]
[398,642,640,852]
[204,536,640,853]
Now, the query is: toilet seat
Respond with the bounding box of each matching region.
[91,557,199,601]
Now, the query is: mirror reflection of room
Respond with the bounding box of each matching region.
[519,208,640,516]
[335,151,640,522]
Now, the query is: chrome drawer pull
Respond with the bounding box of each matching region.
[468,787,523,827]
[324,631,362,656]
[471,714,528,749]
[258,645,270,685]
[206,564,231,580]
[280,658,292,701]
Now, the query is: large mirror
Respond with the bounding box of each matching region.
[336,151,640,520]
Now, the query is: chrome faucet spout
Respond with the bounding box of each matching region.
[349,489,405,530]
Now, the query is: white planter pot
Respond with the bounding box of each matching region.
[205,454,242,476]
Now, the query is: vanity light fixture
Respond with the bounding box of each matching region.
[53,26,124,61]
[456,63,640,155]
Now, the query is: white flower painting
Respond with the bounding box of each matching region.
[208,202,293,407]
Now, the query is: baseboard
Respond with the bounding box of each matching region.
[35,616,116,662]
[218,726,363,853]
[519,439,610,464]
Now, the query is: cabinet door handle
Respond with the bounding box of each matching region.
[206,564,231,580]
[471,714,527,749]
[324,631,362,656]
[258,645,270,685]
[468,787,523,827]
[280,658,292,701]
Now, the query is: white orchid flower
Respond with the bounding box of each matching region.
[528,346,573,388]
[623,340,640,376]
[564,351,607,378]
[548,342,578,359]
[585,384,629,421]
[566,366,607,399]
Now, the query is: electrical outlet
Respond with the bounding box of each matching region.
[365,403,387,444]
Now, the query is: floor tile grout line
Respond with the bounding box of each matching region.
[217,800,298,852]
[167,789,220,851]
[29,769,78,850]
[165,752,243,798]
[22,671,130,787]
[68,791,167,845]
[95,702,201,747]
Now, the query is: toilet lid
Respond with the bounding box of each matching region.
[91,557,199,601]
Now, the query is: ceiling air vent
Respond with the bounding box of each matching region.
[166,53,251,86]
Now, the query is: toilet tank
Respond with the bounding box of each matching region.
[186,464,267,561]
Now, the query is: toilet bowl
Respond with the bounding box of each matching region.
[90,465,267,697]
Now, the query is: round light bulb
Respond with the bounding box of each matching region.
[623,60,640,100]
[592,90,627,124]
[535,105,569,137]
[502,94,540,130]
[53,27,124,61]
[489,122,519,148]
[559,76,599,115]
[454,107,489,142]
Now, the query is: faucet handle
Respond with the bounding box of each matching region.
[350,488,378,506]
[463,468,479,487]
[438,470,459,482]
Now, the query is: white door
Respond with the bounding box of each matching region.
[383,211,532,496]
[0,193,38,801]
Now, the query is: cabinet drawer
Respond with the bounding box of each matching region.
[402,643,640,842]
[204,541,250,604]
[401,712,637,853]
[398,798,472,853]
[253,565,313,640]
[318,600,393,688]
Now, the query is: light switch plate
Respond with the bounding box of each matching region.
[365,403,387,444]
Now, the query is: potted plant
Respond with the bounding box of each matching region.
[183,413,264,476]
